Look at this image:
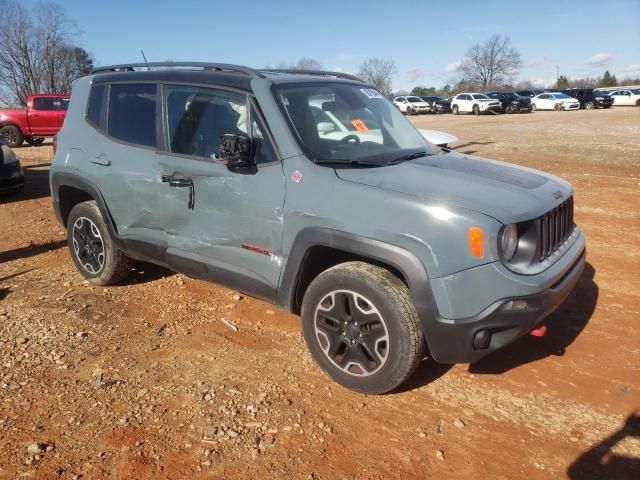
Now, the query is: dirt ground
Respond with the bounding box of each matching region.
[1,108,639,480]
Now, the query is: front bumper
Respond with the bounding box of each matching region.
[418,245,586,364]
[480,103,502,112]
[0,162,24,193]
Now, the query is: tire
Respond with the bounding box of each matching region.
[505,105,513,114]
[636,99,640,106]
[585,102,594,110]
[301,262,425,394]
[66,200,132,286]
[407,106,414,115]
[531,103,537,112]
[0,125,24,148]
[554,103,562,111]
[472,104,480,115]
[25,137,45,146]
[452,105,459,115]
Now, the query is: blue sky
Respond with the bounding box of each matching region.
[24,0,640,90]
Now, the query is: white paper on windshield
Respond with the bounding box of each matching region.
[360,88,384,99]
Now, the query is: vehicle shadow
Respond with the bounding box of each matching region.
[0,240,67,264]
[567,411,640,479]
[469,262,598,375]
[0,166,51,204]
[391,358,454,394]
[124,261,176,285]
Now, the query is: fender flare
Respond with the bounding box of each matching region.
[277,227,436,314]
[50,172,119,239]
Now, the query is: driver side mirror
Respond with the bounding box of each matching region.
[216,133,256,174]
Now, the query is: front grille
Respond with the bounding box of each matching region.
[537,196,574,261]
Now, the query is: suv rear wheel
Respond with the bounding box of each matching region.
[67,200,132,285]
[301,262,425,394]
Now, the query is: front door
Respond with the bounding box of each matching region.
[157,84,285,301]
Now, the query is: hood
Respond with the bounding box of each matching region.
[335,150,572,224]
[0,109,26,120]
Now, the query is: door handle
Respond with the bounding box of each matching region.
[161,174,195,210]
[91,153,111,166]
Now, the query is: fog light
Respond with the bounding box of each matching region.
[473,330,491,349]
[503,300,528,311]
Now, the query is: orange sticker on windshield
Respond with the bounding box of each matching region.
[351,119,369,132]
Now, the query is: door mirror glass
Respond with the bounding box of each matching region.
[217,133,256,173]
[317,121,336,134]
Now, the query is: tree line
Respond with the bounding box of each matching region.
[0,0,93,107]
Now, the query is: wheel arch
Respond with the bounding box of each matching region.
[277,228,436,316]
[51,172,119,237]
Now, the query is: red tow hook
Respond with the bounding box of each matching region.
[530,325,547,337]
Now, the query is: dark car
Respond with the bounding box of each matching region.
[421,96,452,113]
[515,90,544,98]
[560,89,614,110]
[0,139,24,193]
[485,92,532,113]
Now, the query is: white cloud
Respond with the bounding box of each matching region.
[445,59,464,72]
[406,68,426,83]
[584,52,614,66]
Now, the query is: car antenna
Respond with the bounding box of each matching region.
[140,49,151,71]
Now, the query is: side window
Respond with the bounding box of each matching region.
[56,98,70,111]
[108,83,157,148]
[87,84,106,129]
[164,84,247,159]
[33,97,56,110]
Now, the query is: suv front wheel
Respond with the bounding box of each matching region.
[301,262,425,394]
[66,200,132,285]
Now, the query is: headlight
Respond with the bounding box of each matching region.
[499,224,518,261]
[595,97,603,100]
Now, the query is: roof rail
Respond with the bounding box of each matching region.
[260,69,364,82]
[91,62,265,78]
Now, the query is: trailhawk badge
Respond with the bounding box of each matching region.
[291,170,303,183]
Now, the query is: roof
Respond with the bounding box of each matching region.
[90,62,365,90]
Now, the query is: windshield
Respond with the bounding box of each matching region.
[275,83,435,166]
[552,93,572,99]
[407,96,423,102]
[472,94,490,100]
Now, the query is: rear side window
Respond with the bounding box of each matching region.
[108,83,157,148]
[33,97,56,110]
[87,84,106,128]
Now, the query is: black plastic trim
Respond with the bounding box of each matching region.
[277,228,436,313]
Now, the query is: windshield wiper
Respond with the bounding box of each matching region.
[388,151,429,164]
[314,158,385,167]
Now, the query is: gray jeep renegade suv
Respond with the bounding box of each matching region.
[50,62,586,394]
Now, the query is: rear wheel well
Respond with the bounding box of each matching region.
[58,186,94,226]
[291,246,407,315]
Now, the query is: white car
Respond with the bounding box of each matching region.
[418,129,458,148]
[607,89,640,106]
[531,92,580,111]
[393,96,431,115]
[450,93,502,115]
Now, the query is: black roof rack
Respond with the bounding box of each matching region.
[92,62,265,78]
[259,69,364,82]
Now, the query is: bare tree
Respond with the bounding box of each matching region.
[456,35,522,89]
[294,57,323,70]
[358,58,397,95]
[0,0,93,106]
[270,58,324,71]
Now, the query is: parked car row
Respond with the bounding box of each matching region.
[393,86,637,116]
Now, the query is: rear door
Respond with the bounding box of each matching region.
[82,82,165,261]
[156,84,285,301]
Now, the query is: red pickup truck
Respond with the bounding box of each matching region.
[0,94,70,147]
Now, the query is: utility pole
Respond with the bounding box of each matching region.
[556,65,559,84]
